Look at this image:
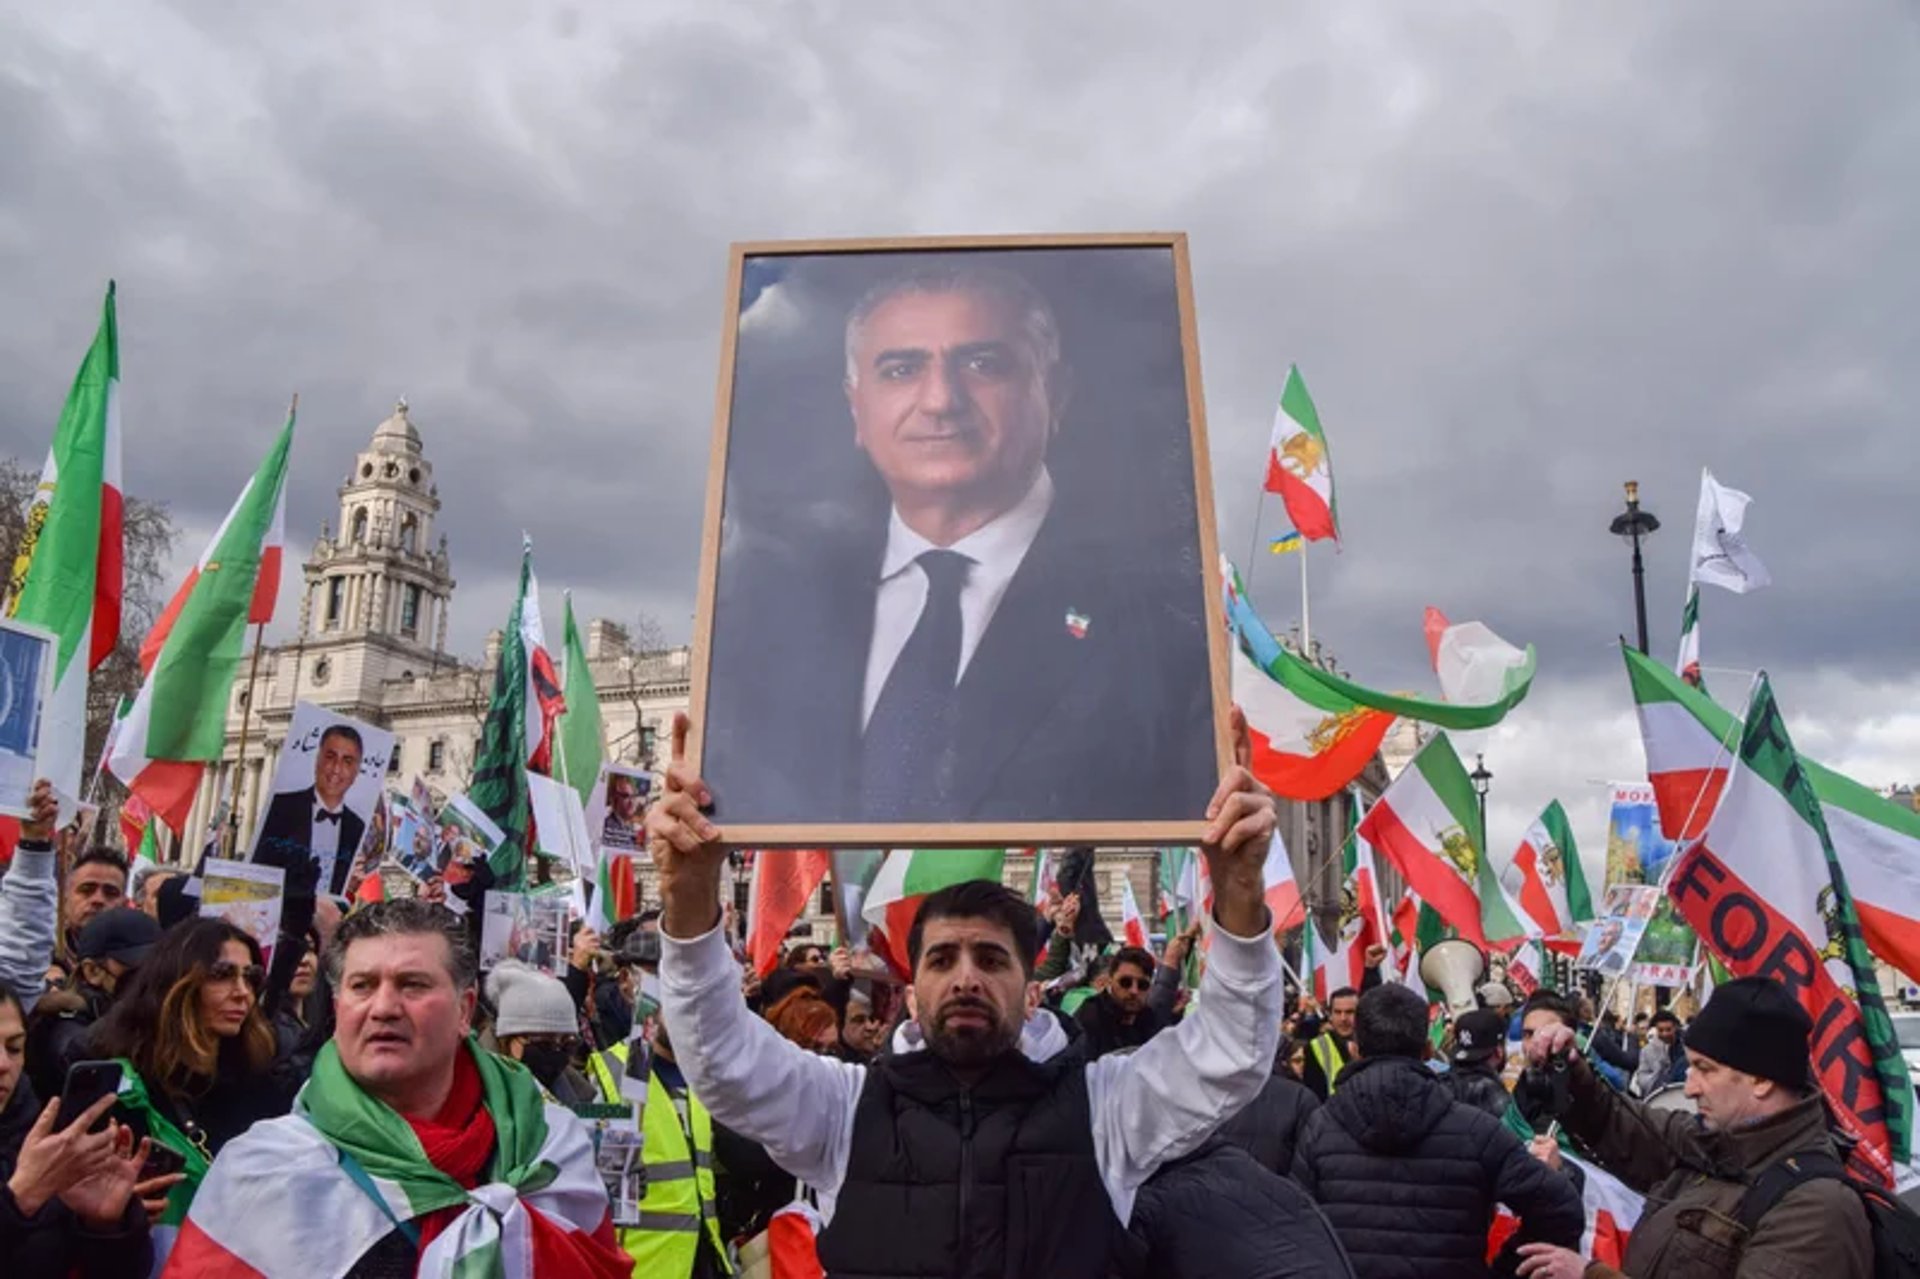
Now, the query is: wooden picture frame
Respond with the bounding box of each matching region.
[688,233,1231,847]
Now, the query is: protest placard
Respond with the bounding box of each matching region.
[584,763,651,856]
[1630,894,1699,986]
[1576,884,1659,979]
[200,857,285,957]
[479,890,570,975]
[437,792,503,888]
[248,702,393,897]
[0,618,54,818]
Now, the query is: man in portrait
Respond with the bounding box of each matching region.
[254,724,368,896]
[704,260,1215,825]
[600,771,645,852]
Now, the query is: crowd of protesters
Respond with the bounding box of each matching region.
[0,710,1892,1279]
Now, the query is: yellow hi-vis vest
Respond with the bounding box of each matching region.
[586,1043,732,1277]
[1310,1031,1349,1095]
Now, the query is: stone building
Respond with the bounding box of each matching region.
[178,402,688,855]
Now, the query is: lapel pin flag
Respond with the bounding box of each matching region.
[1065,609,1090,640]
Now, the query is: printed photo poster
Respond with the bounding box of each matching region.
[1631,893,1699,986]
[344,790,391,901]
[479,890,571,975]
[1576,884,1660,978]
[584,763,652,856]
[1603,782,1681,888]
[437,793,505,888]
[0,618,53,818]
[389,788,441,884]
[248,703,394,899]
[200,858,285,959]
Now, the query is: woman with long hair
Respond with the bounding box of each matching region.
[86,920,295,1175]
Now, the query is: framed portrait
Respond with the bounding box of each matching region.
[690,233,1231,846]
[247,702,395,899]
[0,617,54,819]
[584,762,654,856]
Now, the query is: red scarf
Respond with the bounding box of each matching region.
[403,1051,496,1253]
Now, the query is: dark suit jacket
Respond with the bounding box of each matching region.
[703,491,1216,825]
[253,786,366,897]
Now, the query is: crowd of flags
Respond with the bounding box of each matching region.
[10,288,1919,1197]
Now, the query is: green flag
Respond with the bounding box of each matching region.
[470,542,536,887]
[554,595,604,807]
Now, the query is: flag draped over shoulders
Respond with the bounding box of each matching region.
[163,1040,626,1279]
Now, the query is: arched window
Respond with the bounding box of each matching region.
[351,509,368,543]
[400,514,418,555]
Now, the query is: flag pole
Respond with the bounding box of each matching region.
[1299,541,1312,657]
[226,621,268,856]
[1243,491,1268,603]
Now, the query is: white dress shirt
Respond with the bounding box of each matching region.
[860,467,1055,728]
[307,796,345,862]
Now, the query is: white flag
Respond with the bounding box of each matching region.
[1689,469,1770,594]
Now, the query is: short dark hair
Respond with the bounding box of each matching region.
[72,846,129,880]
[326,898,476,991]
[1111,946,1155,977]
[1651,1010,1680,1028]
[1354,984,1430,1059]
[907,880,1038,976]
[1521,990,1578,1030]
[1327,986,1360,1008]
[319,724,364,754]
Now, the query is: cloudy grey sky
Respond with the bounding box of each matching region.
[4,2,1916,868]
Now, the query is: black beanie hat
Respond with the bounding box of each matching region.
[1682,976,1813,1088]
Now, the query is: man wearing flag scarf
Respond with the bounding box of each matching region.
[163,900,630,1278]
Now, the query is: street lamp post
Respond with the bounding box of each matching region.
[1470,754,1492,843]
[1609,481,1661,655]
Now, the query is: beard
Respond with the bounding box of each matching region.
[923,998,1020,1068]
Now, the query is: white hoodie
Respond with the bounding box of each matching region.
[660,919,1281,1227]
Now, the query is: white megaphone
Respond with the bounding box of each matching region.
[1419,938,1488,1016]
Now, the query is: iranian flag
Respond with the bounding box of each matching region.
[470,539,564,887]
[1359,731,1531,947]
[1675,585,1704,689]
[553,595,604,807]
[1390,888,1447,993]
[1262,365,1339,543]
[1224,561,1394,800]
[5,283,124,818]
[861,848,1006,980]
[746,849,832,976]
[1263,830,1303,933]
[109,410,293,838]
[1667,675,1913,1186]
[1500,800,1594,953]
[1424,608,1533,712]
[586,844,635,934]
[1119,875,1148,950]
[1311,817,1381,997]
[1627,646,1920,981]
[1490,1105,1642,1267]
[1028,847,1054,911]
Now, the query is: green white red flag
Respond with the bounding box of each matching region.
[5,283,124,814]
[1263,365,1340,543]
[1359,731,1532,947]
[861,848,1006,979]
[1499,800,1594,953]
[1627,646,1920,981]
[1119,875,1148,950]
[470,539,563,888]
[1263,830,1303,934]
[1674,585,1704,690]
[1223,561,1394,800]
[108,409,293,837]
[1668,674,1912,1185]
[1312,814,1380,999]
[745,849,832,976]
[1423,608,1534,712]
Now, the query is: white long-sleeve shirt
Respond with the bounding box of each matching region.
[659,914,1281,1227]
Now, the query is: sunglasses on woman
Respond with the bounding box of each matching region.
[208,960,266,990]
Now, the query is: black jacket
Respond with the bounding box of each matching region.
[24,981,114,1106]
[1122,1139,1355,1279]
[253,786,368,898]
[1072,992,1170,1060]
[1292,1056,1584,1279]
[1442,1061,1513,1120]
[1214,1073,1319,1176]
[0,1078,152,1279]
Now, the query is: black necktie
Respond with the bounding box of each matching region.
[861,550,972,820]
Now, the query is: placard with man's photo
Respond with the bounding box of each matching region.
[248,702,394,898]
[0,617,54,819]
[691,234,1231,846]
[584,762,652,855]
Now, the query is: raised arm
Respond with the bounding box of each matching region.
[650,715,864,1198]
[1085,711,1283,1223]
[0,782,60,1013]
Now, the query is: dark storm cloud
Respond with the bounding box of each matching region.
[2,1,1915,749]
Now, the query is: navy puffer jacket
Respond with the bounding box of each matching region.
[1292,1055,1582,1279]
[1123,1140,1354,1279]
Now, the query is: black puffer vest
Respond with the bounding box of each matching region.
[817,1047,1120,1278]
